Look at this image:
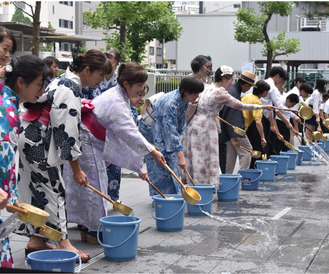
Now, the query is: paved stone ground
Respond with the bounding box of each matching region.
[3,154,329,273]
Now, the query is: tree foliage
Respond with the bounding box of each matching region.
[12,1,41,56]
[234,1,301,77]
[83,1,182,63]
[296,2,329,19]
[11,7,32,24]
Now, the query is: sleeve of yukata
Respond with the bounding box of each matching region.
[103,100,153,173]
[47,85,82,167]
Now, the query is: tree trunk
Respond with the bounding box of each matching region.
[119,23,126,53]
[31,1,41,56]
[263,13,273,79]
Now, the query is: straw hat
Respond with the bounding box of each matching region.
[237,70,257,87]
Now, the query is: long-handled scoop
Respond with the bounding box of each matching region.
[6,204,49,227]
[273,105,313,120]
[144,177,175,200]
[216,115,246,136]
[184,168,197,186]
[86,184,132,215]
[305,127,323,142]
[164,164,201,205]
[239,146,262,159]
[283,140,301,152]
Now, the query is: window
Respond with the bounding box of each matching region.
[156,47,162,56]
[59,19,73,29]
[60,42,73,52]
[52,5,55,14]
[149,46,154,55]
[233,4,241,8]
[59,1,73,6]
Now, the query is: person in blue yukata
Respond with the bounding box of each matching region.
[139,75,204,197]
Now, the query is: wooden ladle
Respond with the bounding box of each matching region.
[145,177,175,199]
[6,204,49,227]
[216,115,246,136]
[164,164,201,205]
[183,168,197,186]
[86,184,132,216]
[239,146,262,159]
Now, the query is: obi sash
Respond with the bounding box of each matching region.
[81,100,106,141]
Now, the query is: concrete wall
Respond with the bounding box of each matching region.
[175,14,249,72]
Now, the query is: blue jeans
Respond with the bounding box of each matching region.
[107,164,121,201]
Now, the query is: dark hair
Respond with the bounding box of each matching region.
[69,49,110,74]
[286,93,299,104]
[190,55,212,73]
[108,49,121,63]
[0,26,17,54]
[322,91,329,101]
[290,76,306,89]
[299,83,313,95]
[103,52,114,75]
[315,78,327,93]
[269,66,287,81]
[214,66,234,82]
[43,56,59,67]
[117,62,148,86]
[5,55,47,92]
[179,75,204,98]
[253,80,270,96]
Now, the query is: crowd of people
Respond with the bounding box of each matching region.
[0,25,328,267]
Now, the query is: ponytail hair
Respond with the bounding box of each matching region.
[5,55,47,92]
[117,62,148,87]
[69,49,110,74]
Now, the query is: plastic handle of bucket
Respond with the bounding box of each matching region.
[75,256,81,274]
[238,170,263,184]
[195,186,217,207]
[97,222,139,249]
[150,200,186,221]
[218,177,241,194]
[25,259,30,270]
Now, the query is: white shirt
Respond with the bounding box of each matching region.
[286,86,305,111]
[323,100,329,114]
[275,96,290,122]
[261,77,295,119]
[305,89,322,115]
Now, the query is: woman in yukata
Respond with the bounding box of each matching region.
[0,54,46,268]
[63,62,166,244]
[139,75,204,197]
[17,49,109,263]
[180,66,274,188]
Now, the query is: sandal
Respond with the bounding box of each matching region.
[78,225,88,243]
[76,250,91,263]
[85,230,102,245]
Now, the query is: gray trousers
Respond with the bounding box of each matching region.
[225,136,252,174]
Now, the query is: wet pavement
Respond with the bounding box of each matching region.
[4,155,329,273]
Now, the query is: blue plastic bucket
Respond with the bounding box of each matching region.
[97,216,142,261]
[238,169,263,190]
[255,160,277,181]
[151,194,186,231]
[26,250,80,273]
[298,145,313,161]
[217,174,241,201]
[296,150,304,165]
[280,151,298,170]
[186,184,216,215]
[269,155,289,174]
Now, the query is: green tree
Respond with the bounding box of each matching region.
[12,1,42,56]
[83,1,182,63]
[11,7,32,24]
[234,2,301,78]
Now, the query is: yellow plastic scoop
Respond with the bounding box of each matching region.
[239,146,261,159]
[216,115,246,136]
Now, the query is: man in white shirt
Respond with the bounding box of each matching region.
[274,93,299,154]
[261,67,301,155]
